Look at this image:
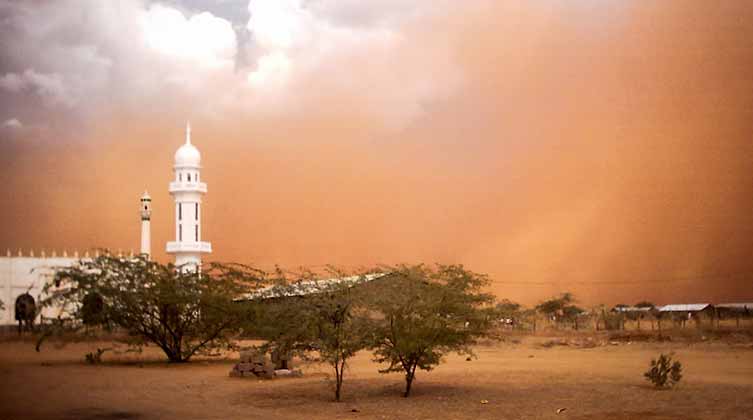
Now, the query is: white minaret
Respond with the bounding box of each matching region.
[140,191,152,258]
[166,122,212,272]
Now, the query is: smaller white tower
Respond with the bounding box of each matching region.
[140,191,152,258]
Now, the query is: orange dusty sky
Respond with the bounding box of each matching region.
[1,1,753,305]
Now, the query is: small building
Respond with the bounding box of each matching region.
[611,306,653,314]
[715,303,753,326]
[657,303,714,326]
[715,303,753,314]
[608,306,655,330]
[658,303,713,313]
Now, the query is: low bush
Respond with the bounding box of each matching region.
[644,352,682,388]
[84,347,111,364]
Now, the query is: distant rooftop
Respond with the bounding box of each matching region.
[612,306,653,312]
[235,272,389,301]
[716,303,753,309]
[659,303,711,312]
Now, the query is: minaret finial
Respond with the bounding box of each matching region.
[186,121,191,145]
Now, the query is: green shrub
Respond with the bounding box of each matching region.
[84,347,111,364]
[644,353,682,388]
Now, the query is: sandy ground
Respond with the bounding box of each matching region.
[1,336,752,420]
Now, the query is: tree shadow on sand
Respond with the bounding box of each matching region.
[229,375,501,407]
[61,408,141,420]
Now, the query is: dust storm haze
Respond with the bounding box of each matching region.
[1,0,753,305]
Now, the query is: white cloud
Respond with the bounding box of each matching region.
[306,0,427,28]
[0,0,463,127]
[247,0,313,50]
[242,0,463,125]
[3,118,23,129]
[0,73,24,92]
[247,51,291,87]
[0,69,75,108]
[140,5,237,70]
[244,0,403,90]
[0,0,242,119]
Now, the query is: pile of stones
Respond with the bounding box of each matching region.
[229,349,302,379]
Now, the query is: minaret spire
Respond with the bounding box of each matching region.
[186,121,191,145]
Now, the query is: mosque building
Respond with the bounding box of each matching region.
[0,124,210,325]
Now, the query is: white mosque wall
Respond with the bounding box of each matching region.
[0,254,77,325]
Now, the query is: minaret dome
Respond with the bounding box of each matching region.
[174,122,201,168]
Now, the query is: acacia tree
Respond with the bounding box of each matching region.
[634,301,657,330]
[367,264,495,397]
[562,304,586,330]
[245,269,373,401]
[535,293,588,330]
[536,293,574,328]
[40,253,263,362]
[495,299,523,329]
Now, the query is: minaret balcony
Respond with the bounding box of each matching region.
[168,181,207,193]
[166,241,212,254]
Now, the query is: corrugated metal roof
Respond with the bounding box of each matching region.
[716,303,753,309]
[659,303,711,312]
[235,272,388,301]
[612,306,652,312]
